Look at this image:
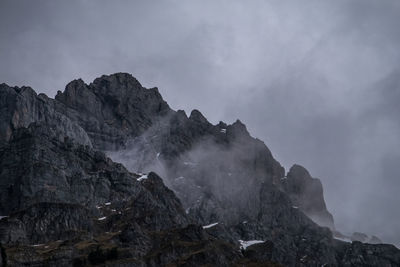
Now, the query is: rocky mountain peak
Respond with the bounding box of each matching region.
[217,121,228,128]
[90,73,146,100]
[176,109,188,119]
[66,78,86,89]
[55,78,96,113]
[189,109,209,124]
[288,164,310,179]
[55,74,172,150]
[1,73,399,266]
[0,83,92,146]
[92,72,143,90]
[228,119,250,138]
[283,164,335,229]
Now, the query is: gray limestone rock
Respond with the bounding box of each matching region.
[55,73,172,150]
[281,164,335,229]
[0,83,92,147]
[0,73,398,266]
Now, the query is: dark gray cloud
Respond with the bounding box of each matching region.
[1,0,400,244]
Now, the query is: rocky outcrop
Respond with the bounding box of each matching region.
[0,122,136,214]
[0,113,273,266]
[0,121,187,243]
[0,83,91,147]
[281,164,335,229]
[335,241,400,266]
[0,203,93,245]
[0,73,399,266]
[55,73,172,150]
[0,122,276,265]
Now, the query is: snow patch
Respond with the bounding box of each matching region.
[98,217,107,221]
[0,216,8,220]
[156,152,160,158]
[137,174,148,181]
[239,240,265,249]
[203,222,219,229]
[220,128,226,133]
[292,206,299,209]
[105,202,111,206]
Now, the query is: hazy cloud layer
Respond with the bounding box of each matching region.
[1,0,400,244]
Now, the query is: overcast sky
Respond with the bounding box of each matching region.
[1,0,399,244]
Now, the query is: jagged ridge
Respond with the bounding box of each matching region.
[0,73,399,266]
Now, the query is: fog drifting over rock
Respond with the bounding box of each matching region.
[1,0,400,244]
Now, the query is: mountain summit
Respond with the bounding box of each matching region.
[0,73,399,266]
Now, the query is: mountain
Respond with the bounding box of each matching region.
[0,73,399,266]
[281,164,334,230]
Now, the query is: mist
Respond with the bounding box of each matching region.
[1,0,400,244]
[105,112,286,227]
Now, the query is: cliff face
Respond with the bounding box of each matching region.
[281,164,335,229]
[54,73,172,150]
[0,120,241,266]
[0,73,399,266]
[0,83,91,147]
